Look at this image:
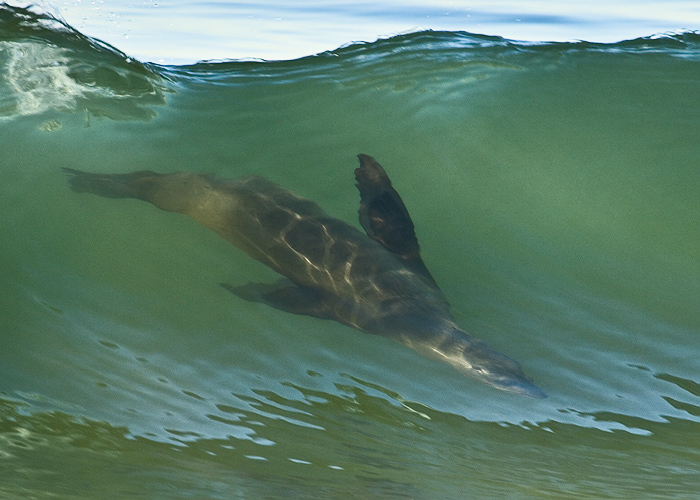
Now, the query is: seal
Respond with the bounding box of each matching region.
[64,155,546,398]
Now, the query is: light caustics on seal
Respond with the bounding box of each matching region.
[63,155,546,398]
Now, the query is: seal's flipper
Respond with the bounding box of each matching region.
[355,154,439,288]
[221,279,335,320]
[355,155,419,258]
[63,168,164,201]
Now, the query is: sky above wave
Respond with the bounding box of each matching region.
[9,1,700,64]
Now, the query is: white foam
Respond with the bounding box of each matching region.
[0,40,87,117]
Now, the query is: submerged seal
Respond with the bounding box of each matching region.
[64,155,545,398]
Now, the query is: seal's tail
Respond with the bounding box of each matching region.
[62,168,162,200]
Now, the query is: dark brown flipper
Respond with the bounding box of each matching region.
[221,279,336,320]
[354,154,439,289]
[62,168,162,201]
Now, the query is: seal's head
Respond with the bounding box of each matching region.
[401,320,546,399]
[461,339,546,398]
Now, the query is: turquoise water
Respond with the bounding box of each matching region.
[1,3,699,498]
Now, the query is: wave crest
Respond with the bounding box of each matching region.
[0,4,172,121]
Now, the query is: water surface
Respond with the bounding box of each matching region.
[17,0,700,63]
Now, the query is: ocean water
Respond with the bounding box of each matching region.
[1,3,699,499]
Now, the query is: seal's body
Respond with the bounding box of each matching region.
[64,155,545,398]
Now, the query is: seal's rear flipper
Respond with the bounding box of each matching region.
[355,154,439,289]
[221,279,334,320]
[63,168,162,200]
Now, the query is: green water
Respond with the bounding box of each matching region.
[1,6,699,499]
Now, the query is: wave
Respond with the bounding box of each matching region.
[3,4,700,123]
[0,4,169,120]
[3,4,700,498]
